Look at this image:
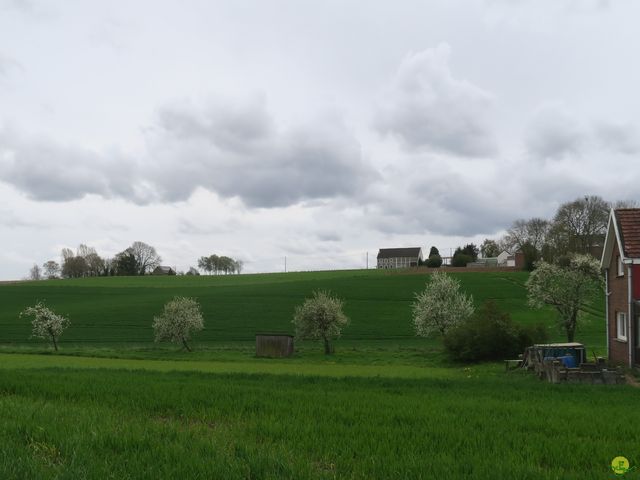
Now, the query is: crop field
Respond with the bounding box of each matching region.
[0,269,632,479]
[0,269,605,349]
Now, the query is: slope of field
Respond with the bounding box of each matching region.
[0,269,605,349]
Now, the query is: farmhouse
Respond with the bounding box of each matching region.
[152,266,176,276]
[377,247,423,269]
[601,208,640,367]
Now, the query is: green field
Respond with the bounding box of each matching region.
[0,269,633,480]
[0,269,605,349]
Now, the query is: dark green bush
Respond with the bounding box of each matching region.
[426,254,443,268]
[443,301,548,361]
[451,253,473,267]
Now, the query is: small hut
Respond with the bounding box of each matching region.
[255,333,294,358]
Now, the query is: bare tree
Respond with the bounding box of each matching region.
[42,260,60,279]
[234,259,244,274]
[504,218,549,253]
[130,241,162,275]
[552,195,609,254]
[29,264,42,281]
[61,248,74,263]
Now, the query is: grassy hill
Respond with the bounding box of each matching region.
[0,269,605,350]
[0,269,629,480]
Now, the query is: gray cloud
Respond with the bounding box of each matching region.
[0,53,21,77]
[316,231,341,242]
[364,164,517,237]
[594,121,640,155]
[374,44,497,157]
[150,98,375,207]
[0,130,142,202]
[525,105,640,160]
[525,104,585,160]
[0,97,376,208]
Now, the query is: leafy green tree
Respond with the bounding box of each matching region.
[20,302,70,351]
[520,242,539,271]
[526,254,602,342]
[115,249,138,276]
[153,297,204,352]
[292,290,349,354]
[412,272,474,337]
[480,239,500,258]
[451,253,473,267]
[461,244,479,260]
[429,246,440,257]
[426,254,443,268]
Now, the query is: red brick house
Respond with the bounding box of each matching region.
[601,208,640,367]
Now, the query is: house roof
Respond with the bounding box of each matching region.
[155,266,174,273]
[615,209,640,258]
[377,247,422,259]
[601,208,640,268]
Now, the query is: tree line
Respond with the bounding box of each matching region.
[422,195,635,269]
[29,242,243,279]
[491,195,635,269]
[197,255,243,275]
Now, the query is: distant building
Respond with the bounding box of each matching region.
[376,248,423,269]
[152,266,176,276]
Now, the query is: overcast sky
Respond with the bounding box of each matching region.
[1,0,639,279]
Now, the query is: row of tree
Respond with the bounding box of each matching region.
[420,195,636,271]
[482,195,636,269]
[30,241,163,279]
[197,254,243,275]
[30,243,245,280]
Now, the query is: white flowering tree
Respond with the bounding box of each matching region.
[20,302,70,351]
[412,272,474,337]
[292,290,349,354]
[526,254,602,342]
[152,296,204,351]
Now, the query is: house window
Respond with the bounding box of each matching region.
[617,256,624,277]
[617,312,627,341]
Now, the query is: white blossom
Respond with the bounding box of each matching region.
[20,302,70,351]
[152,296,204,351]
[526,254,602,342]
[412,272,474,337]
[292,290,349,354]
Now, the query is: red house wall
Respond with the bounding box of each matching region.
[607,241,630,365]
[633,265,640,301]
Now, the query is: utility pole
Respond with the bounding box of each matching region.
[285,256,287,273]
[366,252,368,269]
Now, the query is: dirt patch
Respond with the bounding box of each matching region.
[625,373,640,388]
[383,266,522,276]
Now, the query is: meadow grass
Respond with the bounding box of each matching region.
[0,363,638,479]
[0,269,621,479]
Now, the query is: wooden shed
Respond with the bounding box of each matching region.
[255,334,294,358]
